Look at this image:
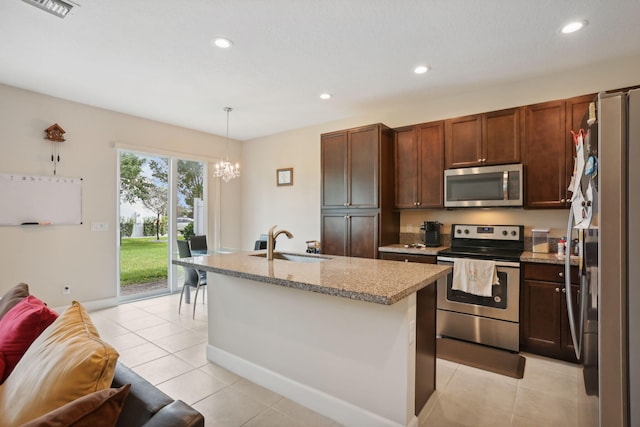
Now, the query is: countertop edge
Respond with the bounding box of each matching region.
[174,257,450,305]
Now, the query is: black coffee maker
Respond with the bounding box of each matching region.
[421,221,441,247]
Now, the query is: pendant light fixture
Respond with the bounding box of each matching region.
[214,107,240,183]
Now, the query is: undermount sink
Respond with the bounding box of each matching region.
[250,252,329,263]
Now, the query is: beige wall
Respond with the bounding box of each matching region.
[241,53,640,249]
[0,84,242,307]
[2,52,639,307]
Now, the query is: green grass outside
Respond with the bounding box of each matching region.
[120,237,172,286]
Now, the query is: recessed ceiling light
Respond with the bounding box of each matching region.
[414,65,430,74]
[22,0,73,18]
[212,37,233,49]
[320,93,332,100]
[561,20,587,34]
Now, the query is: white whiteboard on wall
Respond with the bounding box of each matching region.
[0,173,82,225]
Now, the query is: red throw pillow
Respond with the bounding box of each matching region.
[0,295,58,383]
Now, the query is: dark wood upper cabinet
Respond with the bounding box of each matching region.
[524,100,566,208]
[445,114,482,169]
[483,108,523,166]
[321,124,390,209]
[525,94,595,209]
[321,131,348,208]
[395,121,444,208]
[445,108,522,169]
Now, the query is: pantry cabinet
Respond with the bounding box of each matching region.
[521,263,580,362]
[394,121,444,208]
[444,107,522,169]
[321,124,399,259]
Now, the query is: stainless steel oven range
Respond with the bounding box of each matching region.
[436,224,524,352]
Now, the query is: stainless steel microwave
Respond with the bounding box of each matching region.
[444,164,523,207]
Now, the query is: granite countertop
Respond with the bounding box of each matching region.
[173,251,451,305]
[378,244,448,256]
[520,251,580,266]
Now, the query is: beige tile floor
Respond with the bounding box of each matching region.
[90,292,579,427]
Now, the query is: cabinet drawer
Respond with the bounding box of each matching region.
[523,263,579,284]
[379,252,436,264]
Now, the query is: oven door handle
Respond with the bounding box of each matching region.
[437,256,520,268]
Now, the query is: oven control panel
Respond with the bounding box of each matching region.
[452,224,522,241]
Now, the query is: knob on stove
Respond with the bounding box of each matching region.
[464,229,470,235]
[511,231,517,236]
[456,229,462,234]
[502,230,508,236]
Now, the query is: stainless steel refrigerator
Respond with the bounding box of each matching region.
[565,89,639,427]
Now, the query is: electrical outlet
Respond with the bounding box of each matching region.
[63,285,70,295]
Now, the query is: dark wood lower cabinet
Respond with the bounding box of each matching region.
[415,282,436,415]
[521,263,580,362]
[321,211,379,258]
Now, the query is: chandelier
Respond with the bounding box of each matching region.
[214,107,240,182]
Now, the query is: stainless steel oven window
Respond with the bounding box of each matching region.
[436,261,520,323]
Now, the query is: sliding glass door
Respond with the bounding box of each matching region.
[118,150,206,301]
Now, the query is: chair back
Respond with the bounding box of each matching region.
[190,235,208,253]
[177,240,192,258]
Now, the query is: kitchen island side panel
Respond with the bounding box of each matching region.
[206,273,419,427]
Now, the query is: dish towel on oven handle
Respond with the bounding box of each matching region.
[452,258,499,297]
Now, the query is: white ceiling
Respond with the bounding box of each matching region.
[1,1,640,141]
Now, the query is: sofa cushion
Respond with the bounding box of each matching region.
[0,294,58,383]
[0,300,119,426]
[0,283,29,320]
[20,384,131,427]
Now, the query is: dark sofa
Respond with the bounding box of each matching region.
[111,362,204,427]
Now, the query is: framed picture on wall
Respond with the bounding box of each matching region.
[277,168,293,186]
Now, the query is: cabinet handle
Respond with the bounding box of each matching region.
[404,259,409,262]
[561,198,566,203]
[477,158,482,162]
[555,287,560,292]
[558,272,564,277]
[416,202,421,206]
[562,288,566,293]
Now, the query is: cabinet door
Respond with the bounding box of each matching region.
[321,132,348,208]
[348,212,379,259]
[349,126,378,208]
[521,279,562,353]
[321,212,347,256]
[483,108,522,165]
[395,127,418,208]
[525,100,567,208]
[445,114,482,169]
[417,122,444,207]
[565,94,596,205]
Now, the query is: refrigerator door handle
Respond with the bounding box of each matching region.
[565,208,583,360]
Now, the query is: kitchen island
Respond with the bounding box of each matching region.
[173,251,450,427]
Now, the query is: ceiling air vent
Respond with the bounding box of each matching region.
[22,0,73,18]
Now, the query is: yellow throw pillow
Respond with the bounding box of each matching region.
[0,301,119,427]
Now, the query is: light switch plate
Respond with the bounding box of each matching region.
[91,222,108,232]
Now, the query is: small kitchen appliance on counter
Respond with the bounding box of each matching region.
[421,221,442,247]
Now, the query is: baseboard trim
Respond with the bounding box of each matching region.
[53,297,118,313]
[207,344,418,427]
